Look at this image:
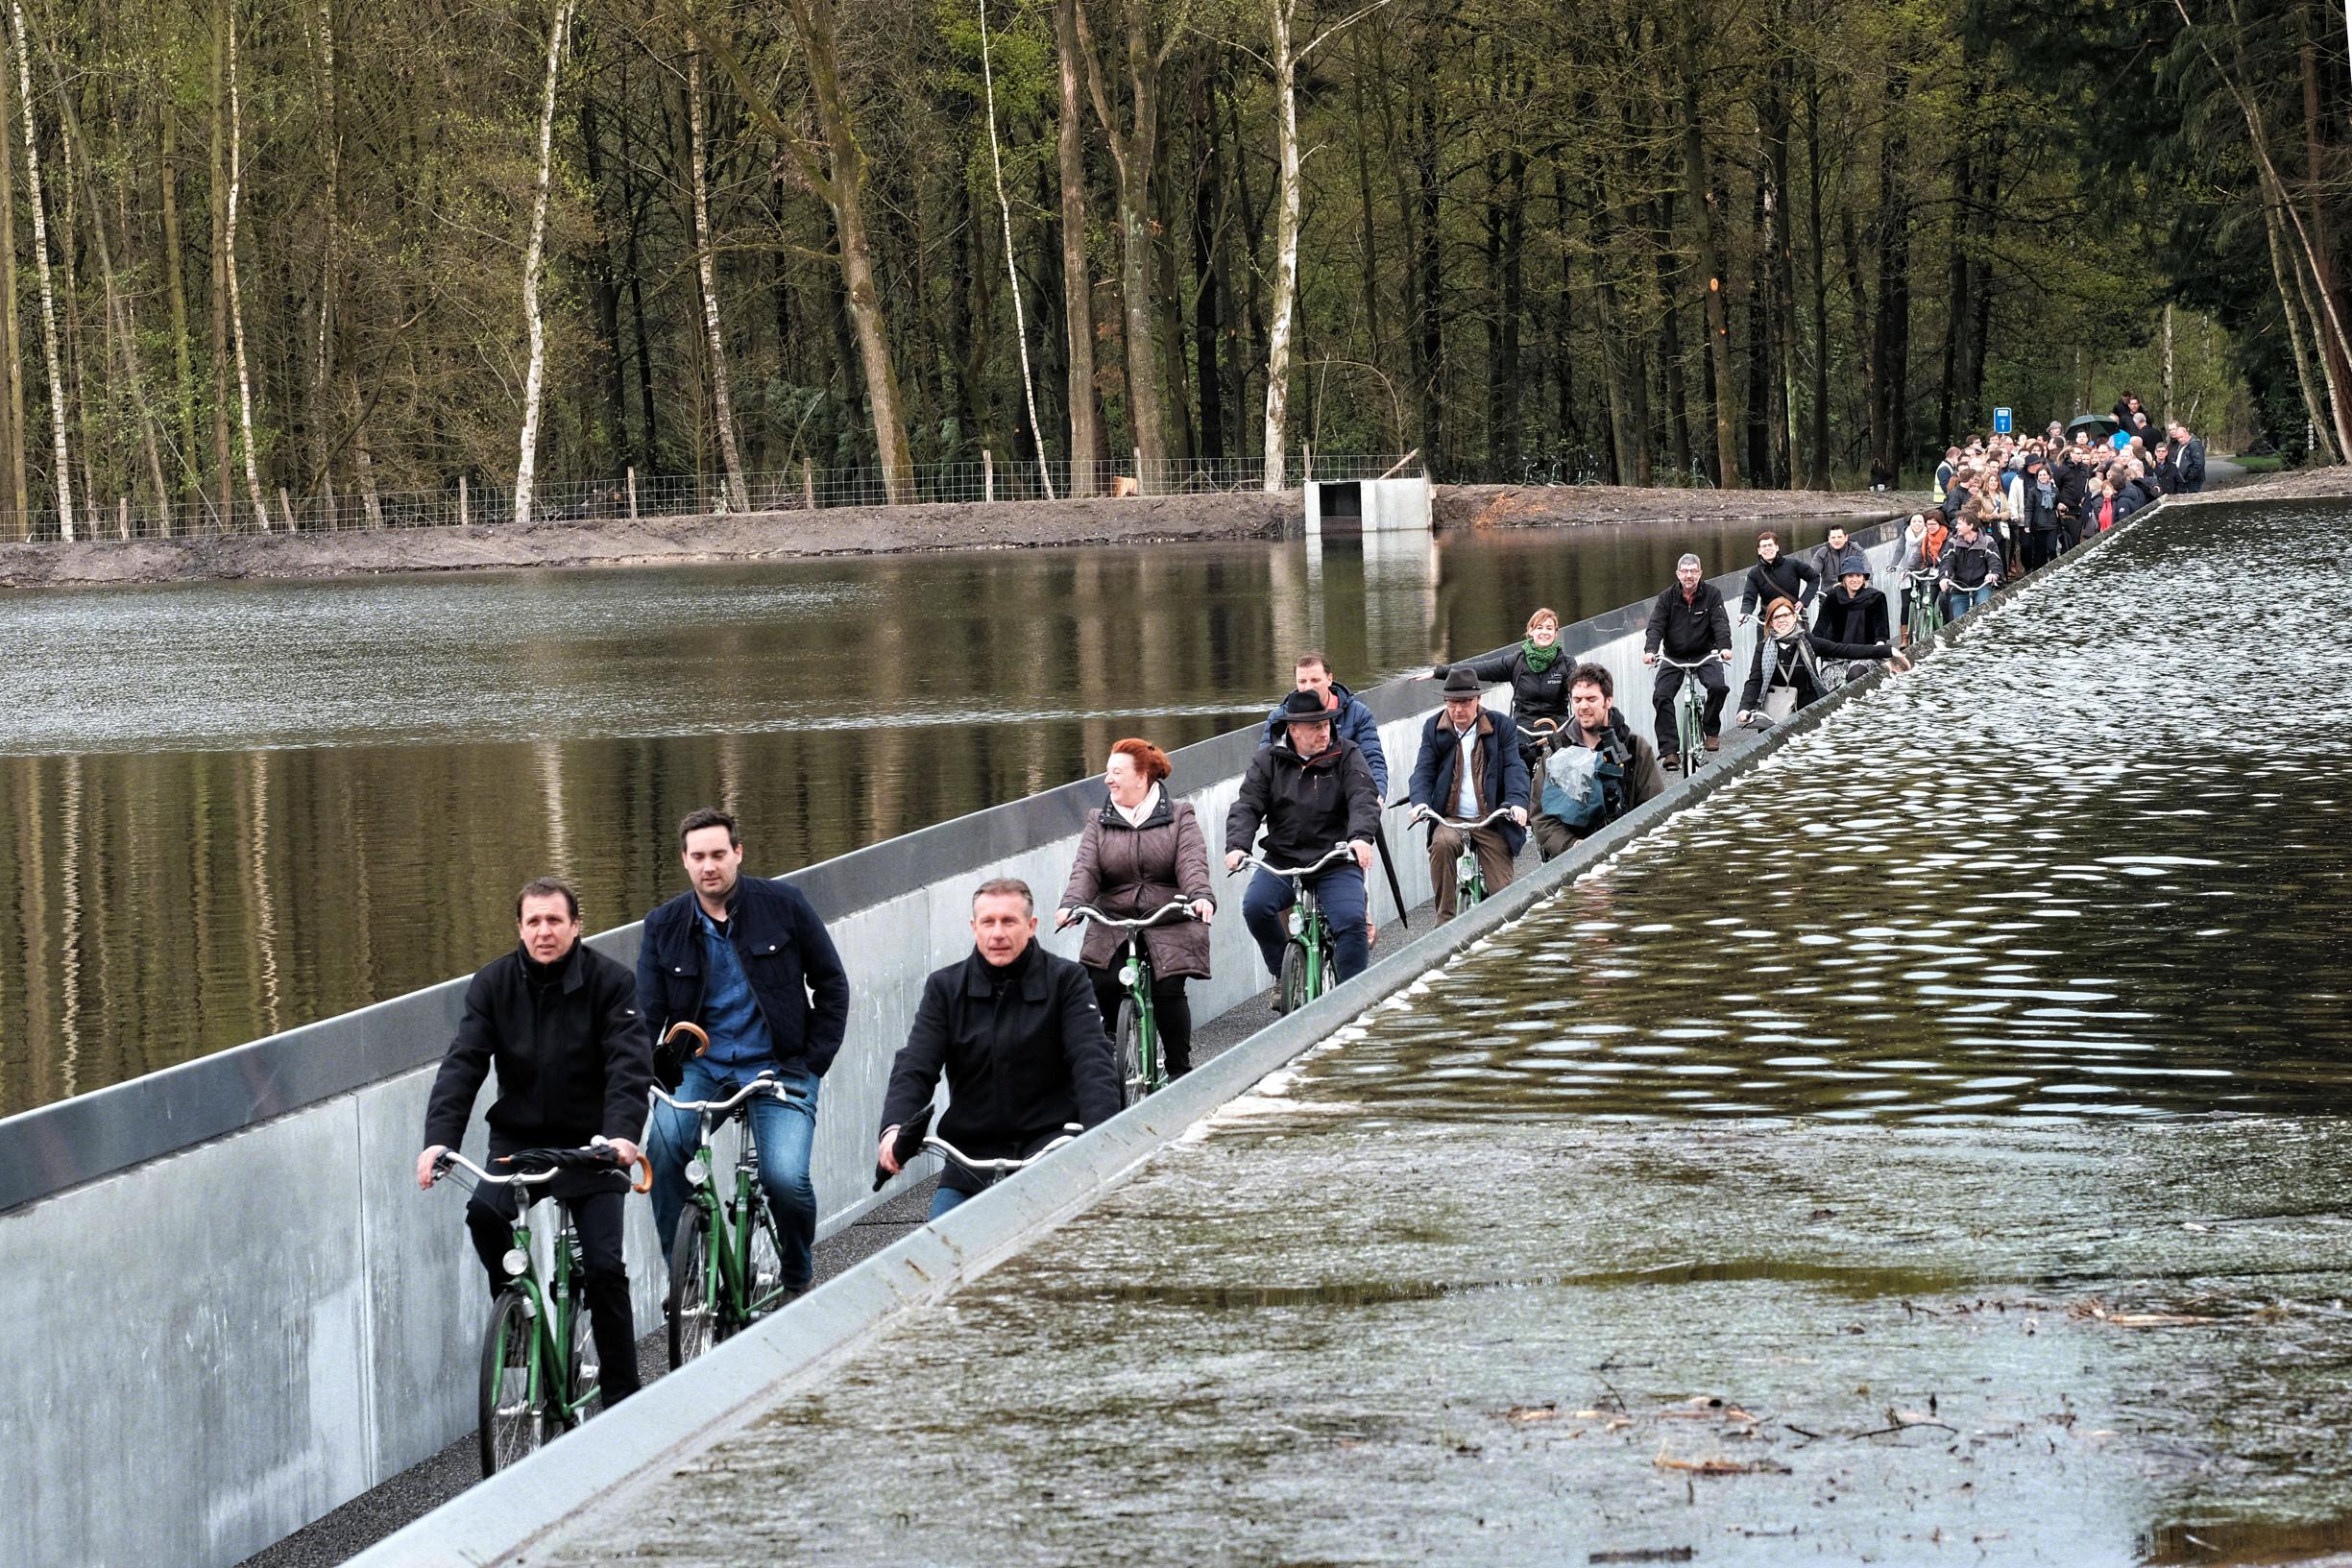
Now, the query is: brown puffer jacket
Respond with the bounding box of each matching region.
[1057,788,1214,980]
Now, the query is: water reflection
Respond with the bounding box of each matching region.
[0,517,1786,1115]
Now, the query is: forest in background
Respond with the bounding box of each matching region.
[0,0,2336,540]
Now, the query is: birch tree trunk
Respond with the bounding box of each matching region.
[685,45,749,514]
[1262,0,1302,491]
[9,0,70,540]
[979,0,1053,498]
[157,102,198,518]
[0,36,25,538]
[1053,0,1100,493]
[514,0,575,527]
[208,0,232,526]
[225,0,270,531]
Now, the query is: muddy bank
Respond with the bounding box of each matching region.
[0,490,1297,590]
[1435,481,1923,531]
[2175,460,2348,503]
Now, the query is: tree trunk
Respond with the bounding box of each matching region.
[225,0,269,530]
[1053,0,1101,491]
[980,0,1053,495]
[579,88,627,474]
[1076,0,1176,487]
[1190,57,1223,463]
[8,0,69,539]
[0,34,24,538]
[1867,63,1910,487]
[684,45,748,513]
[2267,190,2342,462]
[1802,61,1830,488]
[1678,3,1738,487]
[1264,0,1302,490]
[209,0,232,526]
[157,98,198,517]
[514,0,574,526]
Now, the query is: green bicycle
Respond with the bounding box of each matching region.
[652,1048,803,1370]
[427,1142,648,1477]
[1903,567,1946,646]
[1656,653,1717,776]
[1064,900,1200,1107]
[1233,842,1357,1014]
[1411,805,1517,914]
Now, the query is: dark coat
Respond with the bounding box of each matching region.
[1408,707,1531,857]
[424,941,653,1151]
[1225,733,1381,868]
[636,874,851,1077]
[1739,631,1892,712]
[1738,554,1821,616]
[1644,581,1733,662]
[1261,680,1389,797]
[1057,789,1214,979]
[1454,644,1573,731]
[878,943,1119,1191]
[2176,437,2206,493]
[1939,537,2000,590]
[2015,474,2061,534]
[1813,582,1891,646]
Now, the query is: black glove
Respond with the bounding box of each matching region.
[872,1105,936,1192]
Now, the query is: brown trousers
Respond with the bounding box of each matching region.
[1530,812,1583,861]
[1428,823,1516,918]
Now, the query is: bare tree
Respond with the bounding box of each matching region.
[7,0,67,539]
[1053,0,1100,492]
[515,0,577,526]
[225,0,270,530]
[685,44,749,513]
[979,0,1053,498]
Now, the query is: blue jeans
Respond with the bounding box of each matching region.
[1948,584,1992,617]
[649,1057,820,1292]
[1242,863,1370,986]
[928,1186,969,1221]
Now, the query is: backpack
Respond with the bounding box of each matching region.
[1541,738,1627,831]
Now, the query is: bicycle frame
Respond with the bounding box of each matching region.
[657,1077,799,1331]
[1066,901,1195,1100]
[1659,656,1714,772]
[1412,806,1515,910]
[1232,844,1354,1008]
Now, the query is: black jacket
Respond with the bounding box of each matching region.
[2016,475,2060,533]
[2176,438,2206,492]
[637,875,852,1077]
[423,942,653,1150]
[878,942,1118,1192]
[1813,583,1890,646]
[1738,554,1821,616]
[1225,733,1381,868]
[1939,537,2000,590]
[1643,582,1733,662]
[1739,631,1891,712]
[1408,708,1531,857]
[1454,645,1572,731]
[2053,459,2090,519]
[2149,458,2181,495]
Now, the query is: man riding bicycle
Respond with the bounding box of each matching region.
[1227,688,1381,998]
[1643,553,1734,769]
[1528,663,1666,858]
[1259,650,1389,800]
[875,879,1119,1219]
[1938,516,2001,617]
[638,807,849,1304]
[1407,665,1529,918]
[417,877,653,1405]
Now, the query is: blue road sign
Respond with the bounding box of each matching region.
[1993,406,2013,434]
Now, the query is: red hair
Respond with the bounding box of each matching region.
[1111,737,1171,784]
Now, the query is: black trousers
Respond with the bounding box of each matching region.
[466,1149,641,1403]
[1088,964,1193,1076]
[1652,660,1728,757]
[2022,528,2055,571]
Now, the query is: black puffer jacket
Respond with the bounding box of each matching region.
[1451,644,1573,736]
[1225,734,1380,869]
[423,942,653,1150]
[878,942,1119,1193]
[1644,582,1733,662]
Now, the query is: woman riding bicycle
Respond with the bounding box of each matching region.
[1735,595,1908,727]
[1055,739,1213,1079]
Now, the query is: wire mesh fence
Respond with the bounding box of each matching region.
[0,452,1425,545]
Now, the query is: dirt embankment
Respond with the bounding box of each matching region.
[1435,482,1928,531]
[0,491,1298,590]
[2172,462,2351,503]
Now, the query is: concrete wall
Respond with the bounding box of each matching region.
[0,515,1906,1568]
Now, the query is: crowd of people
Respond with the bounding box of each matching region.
[407,411,2187,1414]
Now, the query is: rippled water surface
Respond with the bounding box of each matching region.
[536,498,2352,1567]
[0,517,1786,1115]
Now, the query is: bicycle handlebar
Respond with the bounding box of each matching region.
[1228,843,1357,880]
[431,1138,651,1194]
[1063,900,1199,932]
[922,1124,1082,1178]
[1657,654,1720,670]
[652,1073,801,1116]
[1410,806,1517,831]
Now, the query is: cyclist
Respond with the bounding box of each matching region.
[1054,738,1214,1079]
[1734,595,1908,726]
[1260,649,1389,799]
[1642,552,1733,770]
[1435,606,1572,764]
[1736,529,1820,625]
[1226,688,1381,999]
[417,876,652,1405]
[875,879,1119,1219]
[1406,666,1530,918]
[1529,663,1666,858]
[1937,515,2001,616]
[1812,554,1890,648]
[638,808,849,1303]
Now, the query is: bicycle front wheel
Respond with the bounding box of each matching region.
[1278,940,1309,1014]
[1111,999,1144,1108]
[667,1207,716,1369]
[557,1291,600,1432]
[477,1291,543,1477]
[740,1193,788,1329]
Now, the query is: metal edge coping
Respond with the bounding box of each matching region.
[337,516,1994,1568]
[0,511,1906,1214]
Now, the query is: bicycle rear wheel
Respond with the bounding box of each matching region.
[477,1291,543,1477]
[1277,940,1309,1014]
[1679,688,1704,774]
[1111,999,1144,1109]
[666,1207,715,1369]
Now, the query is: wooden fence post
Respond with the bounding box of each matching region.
[625,466,639,519]
[118,495,129,540]
[982,447,994,503]
[801,460,815,511]
[458,474,469,528]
